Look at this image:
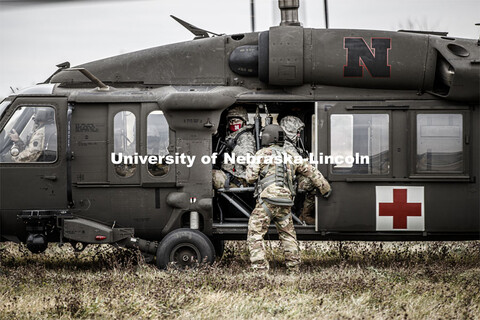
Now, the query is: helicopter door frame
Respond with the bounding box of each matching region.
[0,96,68,210]
[315,100,476,235]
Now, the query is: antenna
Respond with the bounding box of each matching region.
[65,68,109,91]
[278,0,301,26]
[170,15,222,39]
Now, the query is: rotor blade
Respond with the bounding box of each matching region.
[398,30,448,36]
[250,0,255,32]
[324,0,329,29]
[0,0,134,6]
[0,0,140,10]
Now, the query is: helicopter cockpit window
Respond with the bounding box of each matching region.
[330,114,389,175]
[0,100,11,119]
[416,114,463,173]
[147,110,170,177]
[0,106,57,163]
[114,111,136,177]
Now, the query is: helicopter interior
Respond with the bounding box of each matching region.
[212,102,315,225]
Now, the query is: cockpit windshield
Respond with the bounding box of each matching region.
[0,100,12,120]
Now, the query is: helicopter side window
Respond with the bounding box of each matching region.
[147,110,170,177]
[330,114,389,175]
[416,113,463,173]
[114,111,136,177]
[0,106,57,163]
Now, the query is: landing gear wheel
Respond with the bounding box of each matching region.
[156,228,216,269]
[26,234,48,254]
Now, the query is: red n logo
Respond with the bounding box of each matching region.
[344,37,391,78]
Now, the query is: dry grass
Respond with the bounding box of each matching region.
[0,240,479,319]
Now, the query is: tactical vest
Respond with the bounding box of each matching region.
[255,145,296,207]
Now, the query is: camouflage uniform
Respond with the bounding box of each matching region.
[12,125,45,163]
[246,144,330,270]
[212,106,256,189]
[281,116,327,225]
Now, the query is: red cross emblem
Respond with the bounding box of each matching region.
[378,189,422,229]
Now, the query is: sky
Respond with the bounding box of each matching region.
[0,0,479,99]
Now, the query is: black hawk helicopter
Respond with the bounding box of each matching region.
[0,0,478,268]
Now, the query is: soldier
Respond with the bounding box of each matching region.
[212,106,256,189]
[246,124,331,271]
[280,115,328,225]
[9,107,56,163]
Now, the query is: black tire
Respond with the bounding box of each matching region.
[156,228,216,269]
[26,234,48,254]
[212,239,225,258]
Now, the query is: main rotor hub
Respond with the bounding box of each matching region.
[278,0,301,26]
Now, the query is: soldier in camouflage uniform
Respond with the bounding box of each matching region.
[280,116,329,225]
[9,108,55,163]
[246,124,331,271]
[212,106,256,189]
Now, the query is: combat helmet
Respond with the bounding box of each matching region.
[261,124,285,147]
[226,106,248,123]
[280,116,304,143]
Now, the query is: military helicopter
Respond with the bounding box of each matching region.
[0,0,478,268]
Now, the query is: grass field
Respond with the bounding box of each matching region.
[1,240,479,319]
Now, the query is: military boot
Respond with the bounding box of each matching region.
[298,208,315,225]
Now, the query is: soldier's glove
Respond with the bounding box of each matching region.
[316,189,331,199]
[322,190,332,199]
[9,129,19,142]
